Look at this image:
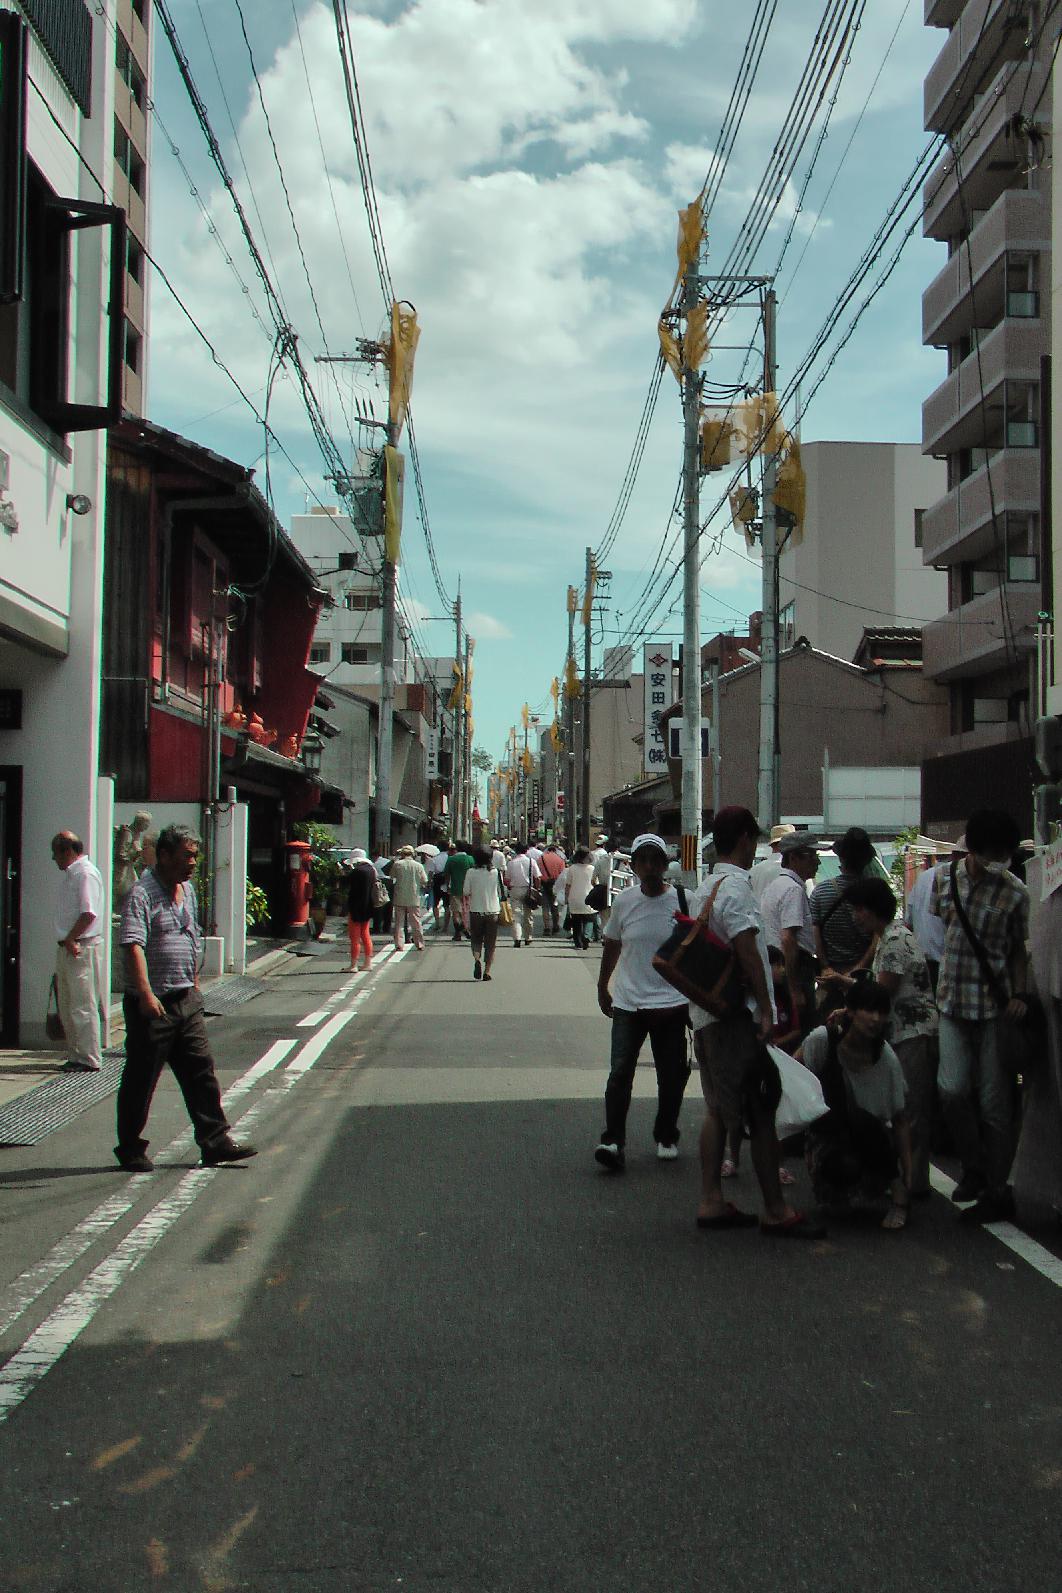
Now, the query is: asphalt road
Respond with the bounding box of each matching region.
[1,925,1062,1592]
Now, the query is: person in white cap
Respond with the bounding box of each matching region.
[594,833,691,1170]
[749,823,796,902]
[589,835,612,939]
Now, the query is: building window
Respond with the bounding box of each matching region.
[0,164,69,428]
[124,319,140,373]
[780,600,795,648]
[341,643,368,664]
[343,591,380,610]
[115,31,146,108]
[914,509,924,548]
[972,697,1008,725]
[126,235,143,285]
[1008,554,1039,583]
[309,642,331,664]
[114,119,145,195]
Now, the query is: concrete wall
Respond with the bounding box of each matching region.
[1051,66,1062,717]
[712,649,950,821]
[778,442,946,661]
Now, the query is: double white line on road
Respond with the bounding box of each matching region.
[0,950,410,1424]
[295,943,403,1028]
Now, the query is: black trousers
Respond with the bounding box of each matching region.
[118,989,230,1153]
[603,1006,691,1148]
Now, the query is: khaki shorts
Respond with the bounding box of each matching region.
[695,1015,776,1133]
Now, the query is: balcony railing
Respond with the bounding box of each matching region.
[22,0,92,116]
[922,190,1048,346]
[921,448,1040,567]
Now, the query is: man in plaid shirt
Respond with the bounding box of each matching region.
[930,809,1030,1223]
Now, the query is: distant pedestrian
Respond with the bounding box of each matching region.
[505,841,540,947]
[372,849,393,938]
[444,841,475,941]
[464,846,502,981]
[749,824,796,902]
[688,806,823,1239]
[799,981,913,1231]
[594,833,691,1169]
[116,824,256,1172]
[345,847,378,972]
[588,835,611,941]
[50,830,105,1073]
[760,832,820,1035]
[930,809,1030,1224]
[844,875,937,1198]
[391,845,428,951]
[905,854,946,992]
[565,846,597,950]
[538,843,566,935]
[430,840,451,927]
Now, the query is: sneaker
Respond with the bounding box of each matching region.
[656,1143,679,1161]
[62,1058,101,1073]
[201,1139,258,1168]
[594,1141,625,1171]
[115,1148,154,1172]
[951,1171,987,1204]
[473,960,482,980]
[959,1188,1015,1225]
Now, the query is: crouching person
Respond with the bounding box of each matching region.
[798,982,913,1231]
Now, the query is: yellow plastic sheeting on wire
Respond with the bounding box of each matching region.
[658,317,682,381]
[549,719,563,752]
[685,303,709,371]
[674,198,705,292]
[700,414,736,473]
[550,676,560,707]
[464,693,472,718]
[387,301,420,440]
[564,657,581,699]
[447,661,464,711]
[384,445,405,564]
[567,585,578,614]
[729,486,759,553]
[733,393,786,461]
[772,437,805,546]
[521,702,530,729]
[521,748,534,775]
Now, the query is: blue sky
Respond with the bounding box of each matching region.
[149,1,946,760]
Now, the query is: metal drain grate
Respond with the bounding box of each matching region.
[0,1051,125,1146]
[201,975,269,1015]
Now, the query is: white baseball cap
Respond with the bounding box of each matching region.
[630,832,668,860]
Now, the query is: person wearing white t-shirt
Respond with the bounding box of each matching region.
[760,832,820,1034]
[51,830,105,1072]
[594,833,690,1170]
[686,806,824,1239]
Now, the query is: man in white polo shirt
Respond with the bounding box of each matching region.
[760,831,820,1035]
[51,829,105,1072]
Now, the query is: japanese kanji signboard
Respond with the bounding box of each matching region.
[642,642,674,776]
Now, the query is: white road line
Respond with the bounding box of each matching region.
[0,968,391,1421]
[929,1164,1062,1290]
[0,1039,298,1342]
[295,947,397,1027]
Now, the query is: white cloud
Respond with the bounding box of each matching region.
[467,610,512,640]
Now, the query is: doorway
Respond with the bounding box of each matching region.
[0,766,22,1046]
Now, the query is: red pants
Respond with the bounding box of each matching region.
[348,918,373,967]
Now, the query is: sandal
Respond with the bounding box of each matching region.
[760,1211,826,1240]
[779,1166,796,1186]
[696,1203,758,1230]
[721,1159,738,1179]
[881,1203,908,1231]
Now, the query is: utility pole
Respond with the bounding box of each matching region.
[463,630,473,831]
[521,705,530,842]
[581,546,594,847]
[374,520,398,856]
[452,589,463,837]
[679,259,703,885]
[709,659,721,816]
[756,288,781,831]
[566,586,577,855]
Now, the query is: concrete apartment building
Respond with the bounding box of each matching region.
[919,0,1053,835]
[778,442,946,661]
[111,0,151,415]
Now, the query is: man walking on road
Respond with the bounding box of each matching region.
[390,845,428,951]
[444,841,475,942]
[931,809,1030,1224]
[51,830,105,1072]
[689,807,823,1239]
[538,843,566,935]
[116,823,256,1173]
[760,832,819,1036]
[505,841,540,947]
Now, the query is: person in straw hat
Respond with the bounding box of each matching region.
[750,823,796,902]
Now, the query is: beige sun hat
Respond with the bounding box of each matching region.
[769,823,796,848]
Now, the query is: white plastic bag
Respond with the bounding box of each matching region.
[770,1044,829,1140]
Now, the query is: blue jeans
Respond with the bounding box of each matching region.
[937,1014,1014,1194]
[603,1006,690,1148]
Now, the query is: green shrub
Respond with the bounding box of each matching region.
[246,881,271,932]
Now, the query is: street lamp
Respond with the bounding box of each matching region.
[301,728,325,777]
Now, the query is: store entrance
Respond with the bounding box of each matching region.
[0,767,22,1046]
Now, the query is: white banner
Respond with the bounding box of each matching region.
[643,642,674,776]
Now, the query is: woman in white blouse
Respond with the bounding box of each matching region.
[565,846,597,950]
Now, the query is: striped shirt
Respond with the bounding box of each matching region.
[930,859,1029,1022]
[120,869,201,995]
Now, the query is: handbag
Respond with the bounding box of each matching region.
[585,882,608,912]
[370,873,390,911]
[498,899,514,926]
[45,975,65,1043]
[651,878,748,1019]
[948,860,1044,1049]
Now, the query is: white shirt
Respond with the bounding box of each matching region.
[590,848,612,900]
[464,867,502,915]
[566,861,596,913]
[505,855,540,892]
[905,867,945,962]
[56,855,104,942]
[749,852,783,902]
[686,863,775,1031]
[760,867,815,955]
[603,883,686,1010]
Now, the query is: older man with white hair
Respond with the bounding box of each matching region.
[51,830,105,1072]
[749,823,796,902]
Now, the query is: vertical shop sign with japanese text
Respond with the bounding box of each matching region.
[643,642,674,776]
